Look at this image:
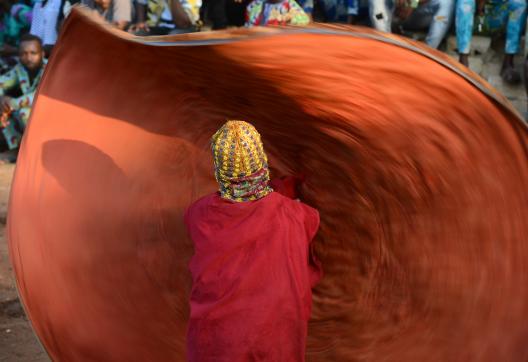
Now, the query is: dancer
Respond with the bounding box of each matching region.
[184,120,322,361]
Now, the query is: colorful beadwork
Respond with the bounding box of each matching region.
[211,120,273,202]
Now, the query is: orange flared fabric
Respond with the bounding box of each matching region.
[7,8,528,361]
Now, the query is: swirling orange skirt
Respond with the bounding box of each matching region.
[8,8,528,361]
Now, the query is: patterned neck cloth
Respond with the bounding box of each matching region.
[211,120,273,202]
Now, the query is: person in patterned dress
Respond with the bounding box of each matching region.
[0,34,46,153]
[245,0,310,26]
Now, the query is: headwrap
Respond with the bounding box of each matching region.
[211,120,273,202]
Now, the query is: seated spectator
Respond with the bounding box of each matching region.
[130,0,201,35]
[456,0,526,83]
[245,0,310,26]
[1,0,33,56]
[369,0,455,49]
[82,0,132,30]
[0,34,46,156]
[30,0,62,52]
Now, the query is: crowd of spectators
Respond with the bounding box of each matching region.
[0,0,527,162]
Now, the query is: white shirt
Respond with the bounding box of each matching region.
[30,0,62,46]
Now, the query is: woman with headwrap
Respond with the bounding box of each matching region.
[184,120,322,361]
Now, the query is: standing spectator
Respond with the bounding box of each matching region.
[456,0,526,83]
[131,0,201,35]
[82,0,132,29]
[30,0,62,51]
[369,0,454,49]
[0,34,45,158]
[245,0,310,26]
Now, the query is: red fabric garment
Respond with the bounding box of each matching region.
[184,190,321,362]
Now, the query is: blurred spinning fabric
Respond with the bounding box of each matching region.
[7,8,528,361]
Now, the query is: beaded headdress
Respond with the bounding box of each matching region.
[211,120,273,202]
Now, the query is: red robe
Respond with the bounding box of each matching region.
[184,189,321,362]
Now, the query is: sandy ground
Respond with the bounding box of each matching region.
[0,165,49,362]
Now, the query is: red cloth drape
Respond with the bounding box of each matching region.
[184,191,321,361]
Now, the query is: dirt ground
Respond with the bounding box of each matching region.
[0,165,49,362]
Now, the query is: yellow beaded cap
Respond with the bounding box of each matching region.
[211,120,273,202]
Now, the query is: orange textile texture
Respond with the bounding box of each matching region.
[7,8,528,361]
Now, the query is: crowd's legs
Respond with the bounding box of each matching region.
[456,0,526,82]
[369,0,454,49]
[404,0,455,48]
[314,0,358,22]
[369,0,393,33]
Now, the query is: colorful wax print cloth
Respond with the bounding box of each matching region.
[0,2,33,47]
[456,0,526,54]
[246,0,310,26]
[0,60,46,148]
